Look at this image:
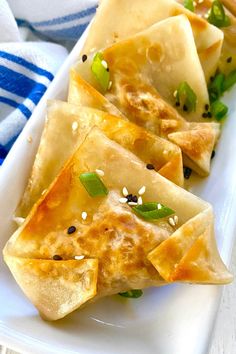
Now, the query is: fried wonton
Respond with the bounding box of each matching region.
[4,128,232,320]
[82,0,223,81]
[79,15,209,121]
[17,100,184,217]
[74,16,220,176]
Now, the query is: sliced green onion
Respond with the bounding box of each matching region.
[79,172,108,197]
[184,0,195,12]
[133,203,174,221]
[211,100,228,121]
[208,0,230,28]
[119,289,143,298]
[222,70,236,92]
[176,82,197,112]
[91,52,110,92]
[208,73,225,102]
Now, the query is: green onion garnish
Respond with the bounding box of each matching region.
[79,172,108,197]
[176,82,197,112]
[208,0,230,28]
[208,73,225,102]
[133,203,174,221]
[222,70,236,92]
[119,290,143,298]
[184,0,195,12]
[91,52,110,92]
[211,100,228,121]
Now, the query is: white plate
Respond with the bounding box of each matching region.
[0,26,236,354]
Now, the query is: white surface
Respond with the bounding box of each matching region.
[0,27,236,354]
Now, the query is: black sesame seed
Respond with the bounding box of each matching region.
[132,195,138,203]
[53,255,63,261]
[184,167,192,180]
[175,102,180,107]
[205,104,209,111]
[183,104,188,112]
[82,54,87,62]
[67,225,76,234]
[106,68,109,72]
[207,112,212,118]
[210,76,214,82]
[146,163,155,170]
[211,150,216,159]
[227,57,232,63]
[127,194,133,202]
[202,112,208,118]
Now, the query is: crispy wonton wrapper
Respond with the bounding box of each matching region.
[4,128,233,320]
[17,100,184,217]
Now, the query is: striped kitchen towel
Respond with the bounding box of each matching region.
[0,0,98,165]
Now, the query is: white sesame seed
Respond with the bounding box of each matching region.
[74,255,85,260]
[198,0,203,3]
[157,203,162,210]
[168,217,175,227]
[174,215,179,225]
[138,186,146,195]
[41,189,47,195]
[13,216,25,226]
[27,136,32,143]
[72,121,78,131]
[82,211,87,220]
[108,81,112,90]
[101,60,108,69]
[128,202,138,206]
[122,187,129,197]
[95,169,105,177]
[173,90,177,98]
[193,1,197,6]
[138,196,143,205]
[119,197,128,204]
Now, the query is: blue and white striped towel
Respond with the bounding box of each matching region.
[0,0,98,165]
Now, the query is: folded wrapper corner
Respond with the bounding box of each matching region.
[4,128,232,320]
[17,100,184,217]
[4,256,98,321]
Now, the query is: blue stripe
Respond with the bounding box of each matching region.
[40,23,89,40]
[0,144,7,159]
[31,6,97,27]
[0,51,54,81]
[0,66,47,105]
[0,96,31,119]
[16,19,50,41]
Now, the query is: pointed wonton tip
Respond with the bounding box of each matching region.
[4,255,98,321]
[168,122,220,176]
[147,207,233,284]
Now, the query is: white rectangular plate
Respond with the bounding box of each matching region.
[0,27,236,354]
